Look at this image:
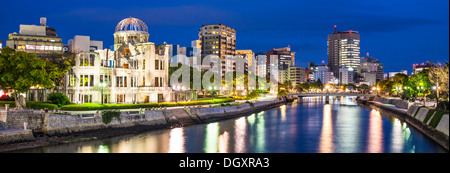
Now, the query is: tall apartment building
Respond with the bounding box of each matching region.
[199,24,236,58]
[266,47,295,71]
[289,66,307,86]
[6,17,63,57]
[328,26,360,79]
[199,24,236,75]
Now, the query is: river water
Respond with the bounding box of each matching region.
[13,96,447,153]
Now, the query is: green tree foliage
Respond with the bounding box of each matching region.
[408,69,430,97]
[358,84,370,94]
[43,52,75,87]
[0,47,54,109]
[48,92,71,107]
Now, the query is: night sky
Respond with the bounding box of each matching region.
[0,0,448,74]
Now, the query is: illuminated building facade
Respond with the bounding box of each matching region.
[65,17,175,104]
[199,24,236,59]
[199,24,236,76]
[328,26,360,78]
[413,61,434,75]
[6,17,63,57]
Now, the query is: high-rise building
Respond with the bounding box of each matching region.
[6,17,63,57]
[68,35,103,53]
[255,51,266,78]
[360,54,384,81]
[288,66,307,85]
[314,65,335,85]
[327,25,360,78]
[339,66,354,85]
[266,47,295,71]
[199,24,236,58]
[199,24,236,74]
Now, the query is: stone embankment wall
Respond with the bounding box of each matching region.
[363,96,449,150]
[1,97,287,143]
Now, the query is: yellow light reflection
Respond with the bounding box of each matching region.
[77,145,95,153]
[218,131,229,153]
[368,109,383,153]
[280,105,286,122]
[168,128,185,153]
[234,116,247,153]
[319,104,334,153]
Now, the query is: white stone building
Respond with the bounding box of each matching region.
[65,17,174,104]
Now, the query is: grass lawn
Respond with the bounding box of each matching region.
[60,98,235,111]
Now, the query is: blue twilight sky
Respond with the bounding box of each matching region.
[0,0,448,74]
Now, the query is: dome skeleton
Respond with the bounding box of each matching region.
[115,17,148,33]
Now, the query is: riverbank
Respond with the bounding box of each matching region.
[357,96,449,151]
[0,97,287,152]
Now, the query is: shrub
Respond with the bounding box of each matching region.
[436,101,449,111]
[428,110,448,128]
[0,101,15,107]
[48,92,71,107]
[102,111,121,124]
[26,101,58,110]
[423,109,436,124]
[247,90,260,100]
[60,98,235,111]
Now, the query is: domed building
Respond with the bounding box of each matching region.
[65,17,178,104]
[113,17,149,51]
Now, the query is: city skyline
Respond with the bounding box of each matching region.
[0,0,448,74]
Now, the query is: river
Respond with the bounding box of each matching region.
[12,96,447,153]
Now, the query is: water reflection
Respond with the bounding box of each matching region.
[319,104,334,153]
[234,116,247,153]
[168,128,185,153]
[255,111,266,153]
[367,109,383,153]
[12,96,446,153]
[204,122,219,153]
[280,105,286,122]
[391,119,404,153]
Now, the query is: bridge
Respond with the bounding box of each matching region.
[287,93,374,97]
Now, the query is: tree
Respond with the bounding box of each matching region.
[358,84,370,94]
[429,63,449,107]
[283,80,293,93]
[42,52,75,87]
[315,79,324,90]
[0,47,54,109]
